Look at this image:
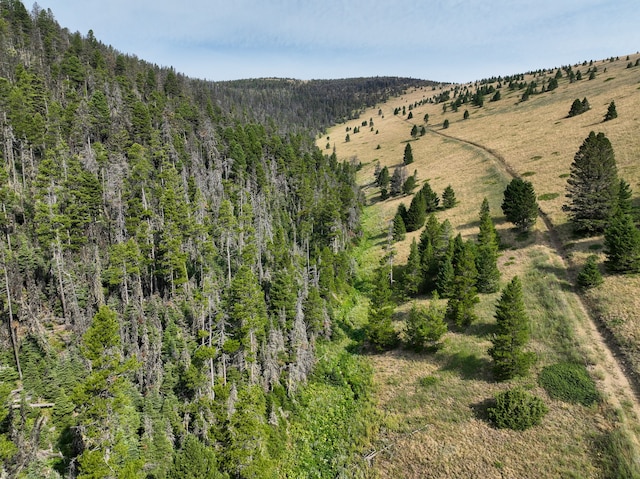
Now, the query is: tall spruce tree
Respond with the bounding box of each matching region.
[564,131,618,235]
[405,190,427,232]
[502,178,538,232]
[403,238,423,296]
[476,199,500,293]
[445,239,479,328]
[604,206,640,273]
[488,276,534,381]
[403,143,414,165]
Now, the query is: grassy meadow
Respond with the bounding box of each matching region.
[320,53,640,477]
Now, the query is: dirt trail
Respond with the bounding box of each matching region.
[429,128,640,429]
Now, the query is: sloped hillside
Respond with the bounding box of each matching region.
[323,53,640,477]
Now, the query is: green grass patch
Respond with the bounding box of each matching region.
[530,155,543,161]
[522,171,536,177]
[538,192,560,201]
[604,77,616,82]
[538,362,600,406]
[588,244,603,250]
[559,173,570,178]
[418,375,439,388]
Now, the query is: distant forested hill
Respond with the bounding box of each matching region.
[0,1,405,477]
[202,76,435,132]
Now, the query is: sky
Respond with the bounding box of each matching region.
[35,0,640,84]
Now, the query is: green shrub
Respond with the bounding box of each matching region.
[539,362,600,405]
[488,388,548,430]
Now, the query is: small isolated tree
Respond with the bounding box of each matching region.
[502,178,538,231]
[488,276,534,381]
[568,98,589,117]
[604,207,640,273]
[491,90,501,102]
[423,113,429,124]
[442,119,449,129]
[405,294,447,351]
[410,124,418,138]
[604,101,618,121]
[564,131,618,235]
[576,255,603,289]
[442,185,456,209]
[345,134,350,142]
[488,388,548,430]
[463,110,470,120]
[403,143,414,165]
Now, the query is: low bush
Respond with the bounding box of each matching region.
[538,362,600,405]
[488,387,548,430]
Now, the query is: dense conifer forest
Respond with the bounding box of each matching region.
[0,1,436,476]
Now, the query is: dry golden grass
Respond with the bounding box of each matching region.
[320,52,640,478]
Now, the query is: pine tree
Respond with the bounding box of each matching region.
[564,131,618,235]
[405,294,447,351]
[502,178,538,232]
[604,207,640,273]
[420,181,440,212]
[476,199,500,293]
[488,276,534,381]
[435,254,455,298]
[403,238,422,296]
[440,185,455,209]
[617,178,633,216]
[445,240,479,328]
[604,101,618,121]
[403,143,414,165]
[392,211,407,242]
[405,191,427,232]
[366,264,398,350]
[390,165,407,196]
[402,174,417,195]
[576,255,603,289]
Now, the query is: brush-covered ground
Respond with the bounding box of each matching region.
[320,53,640,478]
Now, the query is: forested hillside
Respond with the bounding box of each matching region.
[0,1,432,477]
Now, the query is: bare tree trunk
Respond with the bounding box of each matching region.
[1,240,22,380]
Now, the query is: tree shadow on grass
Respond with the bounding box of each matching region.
[441,351,492,381]
[471,396,495,424]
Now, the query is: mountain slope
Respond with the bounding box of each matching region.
[323,53,640,477]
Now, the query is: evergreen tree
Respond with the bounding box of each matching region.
[392,211,407,242]
[564,131,618,235]
[169,435,227,478]
[476,199,501,293]
[420,181,440,212]
[442,185,456,209]
[405,191,427,232]
[435,254,455,298]
[403,238,422,296]
[443,119,449,129]
[390,165,407,196]
[366,264,398,351]
[74,306,142,478]
[488,276,534,381]
[402,174,417,195]
[502,178,538,232]
[405,294,447,351]
[403,143,414,165]
[445,240,479,328]
[410,125,418,138]
[604,101,618,121]
[617,178,633,216]
[576,255,603,289]
[604,207,640,273]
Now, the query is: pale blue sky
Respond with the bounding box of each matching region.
[36,0,639,83]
